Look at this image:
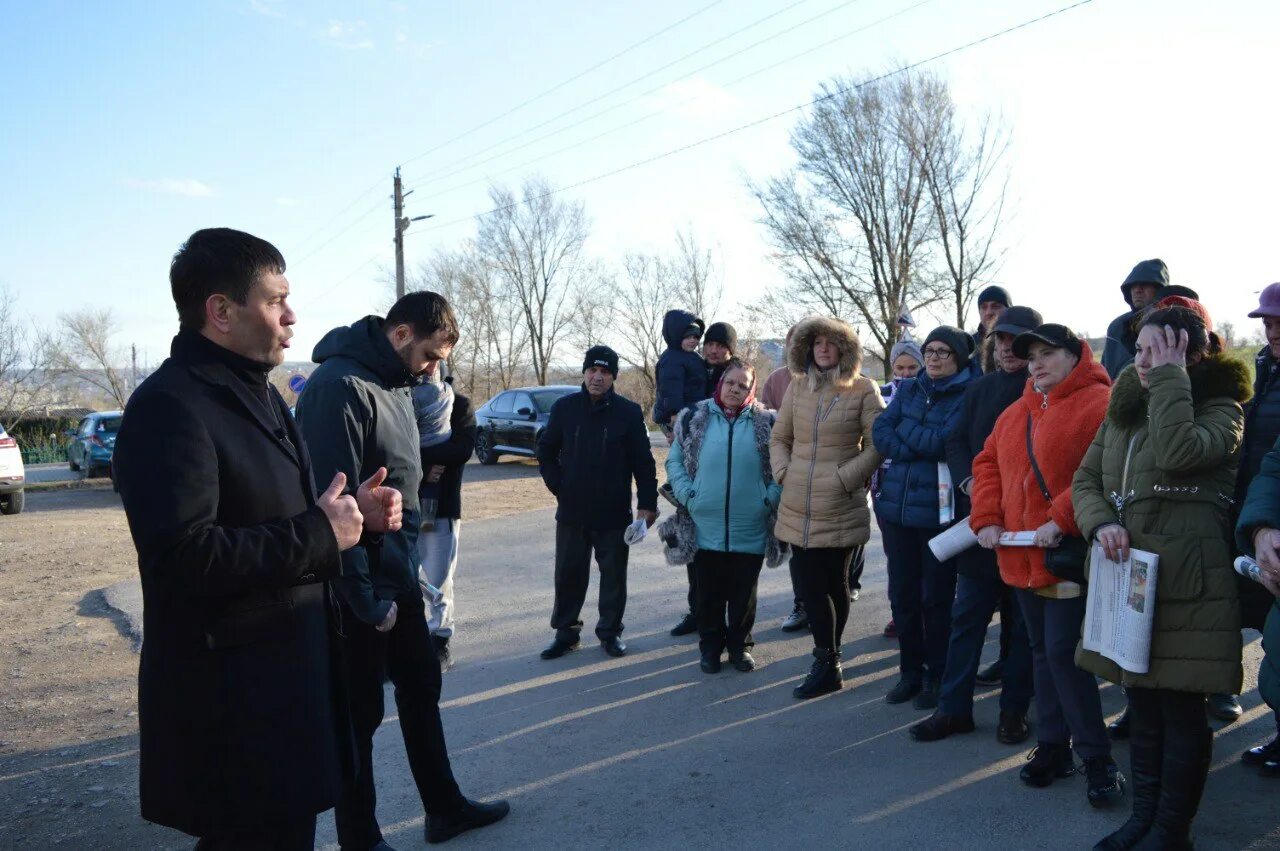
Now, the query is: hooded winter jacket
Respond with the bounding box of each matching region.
[653,309,706,425]
[969,343,1111,589]
[297,315,424,626]
[1100,260,1170,379]
[666,400,782,557]
[770,316,884,549]
[1073,356,1252,695]
[1236,441,1280,713]
[873,361,980,529]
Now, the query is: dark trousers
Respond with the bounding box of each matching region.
[997,591,1015,661]
[881,521,957,679]
[693,549,764,656]
[195,816,316,850]
[686,562,697,614]
[551,523,628,642]
[1016,589,1109,759]
[789,544,863,607]
[791,545,854,652]
[938,573,1033,718]
[336,594,463,850]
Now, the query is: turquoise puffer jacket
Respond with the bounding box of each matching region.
[666,402,781,556]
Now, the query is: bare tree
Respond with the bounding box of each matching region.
[0,286,56,425]
[905,75,1010,327]
[52,309,131,409]
[477,177,591,386]
[750,69,955,377]
[672,226,721,322]
[612,254,676,407]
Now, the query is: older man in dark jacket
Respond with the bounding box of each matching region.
[113,228,377,848]
[910,306,1041,744]
[1101,259,1169,379]
[298,292,508,849]
[538,345,659,660]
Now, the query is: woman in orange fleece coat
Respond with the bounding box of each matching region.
[969,324,1123,807]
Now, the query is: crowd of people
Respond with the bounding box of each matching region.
[109,227,1279,851]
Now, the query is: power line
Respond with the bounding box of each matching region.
[398,0,727,171]
[289,175,386,257]
[289,190,389,266]
[418,0,937,200]
[408,0,1098,238]
[403,0,830,192]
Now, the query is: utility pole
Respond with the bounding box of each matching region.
[130,344,138,392]
[392,166,434,301]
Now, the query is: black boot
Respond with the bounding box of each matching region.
[1133,727,1211,850]
[1020,742,1076,787]
[1094,704,1161,850]
[792,648,842,699]
[425,797,511,844]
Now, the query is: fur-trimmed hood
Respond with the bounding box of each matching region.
[1107,354,1254,429]
[786,315,863,390]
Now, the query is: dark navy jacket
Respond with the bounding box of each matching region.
[873,362,980,528]
[653,309,707,425]
[538,386,659,530]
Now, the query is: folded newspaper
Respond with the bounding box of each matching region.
[927,519,1038,561]
[1082,543,1159,674]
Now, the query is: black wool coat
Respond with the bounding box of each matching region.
[945,366,1028,579]
[537,385,659,531]
[113,331,349,838]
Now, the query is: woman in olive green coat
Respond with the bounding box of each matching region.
[1073,301,1251,851]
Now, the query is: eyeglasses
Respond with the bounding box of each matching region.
[922,347,954,360]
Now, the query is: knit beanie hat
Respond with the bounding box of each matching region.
[704,321,738,353]
[922,326,975,369]
[889,338,924,368]
[976,285,1012,308]
[582,344,619,378]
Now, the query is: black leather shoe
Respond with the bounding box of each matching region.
[974,660,1004,687]
[1108,707,1131,739]
[426,797,510,844]
[996,710,1030,745]
[1020,742,1076,787]
[909,712,975,742]
[700,651,722,674]
[540,637,580,660]
[781,605,808,632]
[1242,734,1280,767]
[432,635,453,673]
[885,675,922,705]
[1083,755,1126,808]
[601,636,627,657]
[792,649,842,699]
[729,651,756,672]
[670,613,698,637]
[1207,693,1243,723]
[913,679,940,710]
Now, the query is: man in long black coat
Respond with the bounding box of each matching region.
[113,228,397,848]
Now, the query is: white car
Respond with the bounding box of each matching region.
[0,423,25,515]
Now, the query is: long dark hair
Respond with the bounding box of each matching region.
[1140,305,1222,359]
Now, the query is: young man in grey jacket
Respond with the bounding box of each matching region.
[298,291,508,848]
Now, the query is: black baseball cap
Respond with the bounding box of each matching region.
[1013,323,1083,360]
[992,306,1043,337]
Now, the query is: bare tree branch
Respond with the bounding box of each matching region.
[0,285,56,425]
[51,309,130,409]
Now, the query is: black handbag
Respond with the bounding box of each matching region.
[1025,415,1089,585]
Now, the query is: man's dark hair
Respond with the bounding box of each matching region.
[169,228,286,331]
[384,291,460,345]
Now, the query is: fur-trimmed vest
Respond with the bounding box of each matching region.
[660,400,787,566]
[1073,355,1252,695]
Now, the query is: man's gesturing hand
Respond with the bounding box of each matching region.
[357,466,403,533]
[319,472,364,551]
[376,601,399,633]
[1253,527,1280,597]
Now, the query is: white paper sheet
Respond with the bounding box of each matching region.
[1082,543,1159,674]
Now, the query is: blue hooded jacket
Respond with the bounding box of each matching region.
[653,309,706,425]
[872,361,980,528]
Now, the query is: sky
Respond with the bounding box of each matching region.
[2,0,1277,371]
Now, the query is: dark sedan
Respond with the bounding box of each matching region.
[474,384,578,464]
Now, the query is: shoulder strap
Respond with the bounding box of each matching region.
[1025,414,1053,503]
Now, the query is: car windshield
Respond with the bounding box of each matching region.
[532,390,572,412]
[98,417,124,433]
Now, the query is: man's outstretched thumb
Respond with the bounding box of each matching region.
[361,466,388,491]
[321,472,347,503]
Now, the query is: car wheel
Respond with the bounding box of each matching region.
[475,431,499,465]
[0,490,23,515]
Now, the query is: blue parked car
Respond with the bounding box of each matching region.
[67,411,123,478]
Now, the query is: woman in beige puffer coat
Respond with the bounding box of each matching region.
[771,316,884,699]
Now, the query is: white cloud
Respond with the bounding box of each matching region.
[248,0,284,19]
[320,19,373,50]
[641,77,741,120]
[123,178,215,198]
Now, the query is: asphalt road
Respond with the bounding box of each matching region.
[23,462,81,485]
[264,508,1278,850]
